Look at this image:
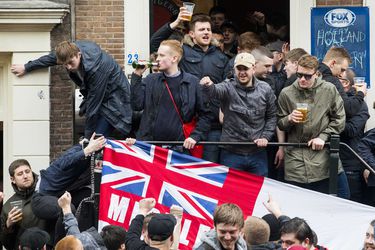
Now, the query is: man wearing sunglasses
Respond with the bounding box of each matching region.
[319,47,366,118]
[277,54,346,196]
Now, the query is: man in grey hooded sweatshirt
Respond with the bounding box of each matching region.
[194,203,247,250]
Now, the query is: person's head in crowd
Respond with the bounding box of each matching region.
[209,6,226,30]
[168,30,185,44]
[322,47,352,78]
[251,46,273,79]
[363,219,375,250]
[55,235,83,250]
[284,48,308,78]
[280,217,314,250]
[266,39,285,69]
[296,54,319,89]
[19,227,50,250]
[147,213,176,248]
[339,68,355,92]
[142,213,156,244]
[156,40,183,74]
[233,53,256,87]
[265,12,289,41]
[262,213,281,241]
[237,32,262,54]
[221,21,239,52]
[55,41,81,72]
[100,225,127,250]
[188,14,213,51]
[149,52,159,73]
[242,216,270,246]
[9,159,34,191]
[212,28,225,52]
[213,203,245,250]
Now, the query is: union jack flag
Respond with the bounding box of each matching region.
[99,140,264,249]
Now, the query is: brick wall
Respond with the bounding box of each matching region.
[50,12,74,160]
[75,0,125,67]
[316,0,363,6]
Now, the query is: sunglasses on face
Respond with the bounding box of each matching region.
[296,71,316,81]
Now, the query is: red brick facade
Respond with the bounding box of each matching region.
[75,0,125,67]
[50,13,74,160]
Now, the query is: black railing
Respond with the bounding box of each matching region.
[94,135,375,196]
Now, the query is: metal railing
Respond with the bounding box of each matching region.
[94,135,375,195]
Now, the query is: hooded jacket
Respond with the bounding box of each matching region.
[204,77,277,155]
[24,40,132,136]
[0,173,49,249]
[277,76,346,183]
[194,229,247,250]
[64,212,106,250]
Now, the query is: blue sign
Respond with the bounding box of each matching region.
[311,7,370,87]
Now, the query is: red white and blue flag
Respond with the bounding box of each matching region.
[99,140,375,250]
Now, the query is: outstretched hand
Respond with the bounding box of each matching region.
[11,64,26,77]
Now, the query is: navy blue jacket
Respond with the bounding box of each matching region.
[24,41,132,136]
[131,71,212,142]
[318,63,364,118]
[340,88,369,171]
[39,145,90,197]
[151,23,230,129]
[358,129,375,186]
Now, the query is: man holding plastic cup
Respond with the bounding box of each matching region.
[277,54,348,197]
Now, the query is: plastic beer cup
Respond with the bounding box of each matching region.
[181,2,195,21]
[296,103,308,123]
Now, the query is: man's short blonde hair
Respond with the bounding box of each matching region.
[160,40,183,62]
[55,235,83,250]
[323,47,352,64]
[55,41,80,64]
[214,203,244,228]
[243,216,270,245]
[285,48,308,63]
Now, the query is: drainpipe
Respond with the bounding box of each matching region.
[70,0,76,41]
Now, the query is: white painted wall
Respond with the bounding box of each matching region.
[124,0,150,78]
[364,0,375,129]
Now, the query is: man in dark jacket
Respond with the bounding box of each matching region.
[125,198,176,250]
[31,133,105,223]
[318,47,366,118]
[131,40,211,153]
[0,159,49,249]
[11,40,132,139]
[357,129,375,206]
[150,9,230,163]
[339,69,369,203]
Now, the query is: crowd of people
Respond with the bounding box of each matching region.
[1,3,375,250]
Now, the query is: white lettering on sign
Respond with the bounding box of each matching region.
[107,194,129,223]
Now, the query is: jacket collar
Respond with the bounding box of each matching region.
[318,62,333,77]
[160,71,191,85]
[11,172,38,199]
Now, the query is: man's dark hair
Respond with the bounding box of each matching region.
[9,159,31,177]
[266,11,288,30]
[209,6,226,17]
[370,219,375,227]
[189,14,212,31]
[280,217,314,243]
[212,28,224,36]
[100,225,127,250]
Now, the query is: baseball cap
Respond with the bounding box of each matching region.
[19,227,50,250]
[266,39,285,52]
[148,213,177,241]
[234,52,255,68]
